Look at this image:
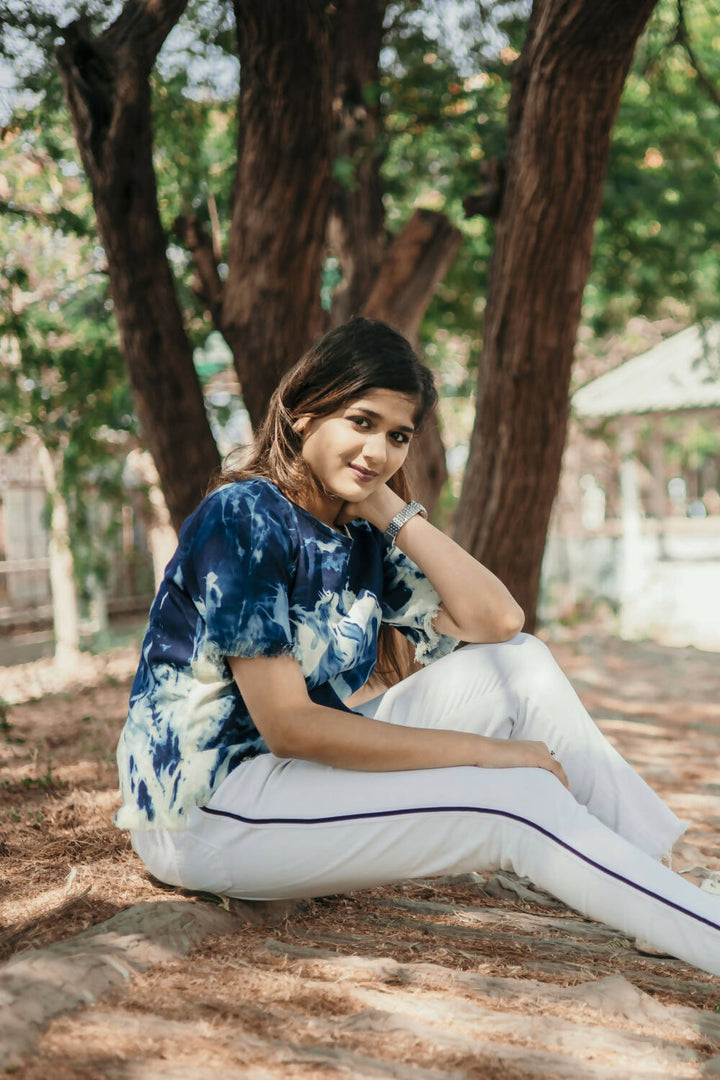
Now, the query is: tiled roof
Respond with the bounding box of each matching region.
[572,323,720,418]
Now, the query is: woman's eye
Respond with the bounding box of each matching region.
[391,432,410,445]
[350,416,371,429]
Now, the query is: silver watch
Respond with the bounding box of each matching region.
[384,500,427,545]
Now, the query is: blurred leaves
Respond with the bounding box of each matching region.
[0,104,135,589]
[588,0,720,333]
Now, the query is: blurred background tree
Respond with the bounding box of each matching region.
[0,112,137,659]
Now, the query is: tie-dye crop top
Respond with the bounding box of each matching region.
[116,478,458,830]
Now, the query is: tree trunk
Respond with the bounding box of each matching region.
[219,0,335,429]
[328,0,388,325]
[175,2,460,511]
[454,0,658,630]
[33,440,80,667]
[363,209,462,512]
[324,8,461,513]
[56,2,220,533]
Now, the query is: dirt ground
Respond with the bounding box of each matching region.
[1,628,720,1078]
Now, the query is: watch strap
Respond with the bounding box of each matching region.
[384,500,427,545]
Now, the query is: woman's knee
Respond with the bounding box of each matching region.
[453,766,586,871]
[461,632,550,665]
[511,765,576,822]
[441,762,577,829]
[460,633,559,697]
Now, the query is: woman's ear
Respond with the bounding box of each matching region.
[293,416,311,436]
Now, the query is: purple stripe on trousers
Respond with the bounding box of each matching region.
[199,802,720,933]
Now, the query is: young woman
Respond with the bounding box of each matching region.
[116,317,720,977]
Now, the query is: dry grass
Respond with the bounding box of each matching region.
[0,670,178,961]
[1,631,719,992]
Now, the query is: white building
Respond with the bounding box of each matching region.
[543,324,720,650]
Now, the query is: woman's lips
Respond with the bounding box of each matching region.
[349,464,378,483]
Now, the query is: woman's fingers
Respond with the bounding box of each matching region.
[549,756,570,790]
[488,739,571,789]
[527,740,570,790]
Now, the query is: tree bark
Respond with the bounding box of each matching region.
[363,209,462,512]
[328,0,388,325]
[56,1,220,532]
[173,2,460,515]
[454,0,658,630]
[219,0,335,429]
[326,7,458,513]
[363,209,462,344]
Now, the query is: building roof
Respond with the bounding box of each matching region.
[572,323,720,419]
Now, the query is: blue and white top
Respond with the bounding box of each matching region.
[116,478,458,831]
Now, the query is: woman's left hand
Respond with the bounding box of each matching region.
[336,485,404,530]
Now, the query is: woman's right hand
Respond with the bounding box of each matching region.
[477,738,570,790]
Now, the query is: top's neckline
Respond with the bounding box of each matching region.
[257,478,359,544]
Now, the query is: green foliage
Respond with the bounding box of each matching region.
[0,695,13,731]
[381,0,720,357]
[661,415,720,472]
[148,26,240,396]
[587,0,720,332]
[152,69,236,230]
[151,65,237,344]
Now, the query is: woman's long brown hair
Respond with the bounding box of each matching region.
[212,317,438,685]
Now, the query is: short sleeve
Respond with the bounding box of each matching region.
[380,542,459,665]
[179,481,297,664]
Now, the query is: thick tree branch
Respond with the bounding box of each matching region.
[220,0,334,428]
[101,0,190,72]
[327,0,388,324]
[361,209,461,512]
[57,0,220,531]
[174,214,225,327]
[363,209,462,344]
[463,158,506,221]
[58,1,190,167]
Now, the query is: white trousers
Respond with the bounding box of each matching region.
[131,634,720,977]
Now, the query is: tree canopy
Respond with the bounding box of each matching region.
[3,0,718,371]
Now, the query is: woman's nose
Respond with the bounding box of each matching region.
[362,432,387,467]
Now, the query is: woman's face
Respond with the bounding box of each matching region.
[296,388,417,522]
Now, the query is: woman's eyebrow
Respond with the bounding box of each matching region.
[349,406,416,434]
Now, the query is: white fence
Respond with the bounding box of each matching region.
[541,518,720,650]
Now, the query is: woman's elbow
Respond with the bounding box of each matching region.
[465,601,524,643]
[253,712,296,759]
[263,724,302,760]
[263,730,291,758]
[259,709,316,761]
[500,602,525,640]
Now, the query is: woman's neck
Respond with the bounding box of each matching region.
[300,489,344,529]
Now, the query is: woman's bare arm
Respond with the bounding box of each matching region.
[228,654,568,786]
[339,486,524,644]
